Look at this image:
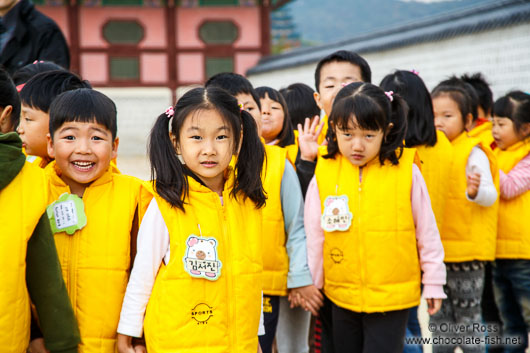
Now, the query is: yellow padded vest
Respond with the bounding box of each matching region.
[317,115,329,145]
[144,175,263,353]
[441,132,499,262]
[45,162,146,353]
[0,162,48,353]
[315,149,421,313]
[469,121,494,148]
[261,144,289,295]
[495,141,530,259]
[415,130,453,232]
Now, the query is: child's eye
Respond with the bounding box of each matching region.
[365,134,375,139]
[64,135,75,140]
[91,136,103,141]
[325,85,334,89]
[191,135,202,140]
[217,135,228,140]
[246,107,254,112]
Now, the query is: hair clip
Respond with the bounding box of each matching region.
[411,69,419,75]
[341,81,353,88]
[385,91,394,102]
[165,106,174,118]
[33,60,44,64]
[238,102,244,111]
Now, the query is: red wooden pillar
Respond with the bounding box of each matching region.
[166,0,177,104]
[67,0,80,75]
[260,0,271,56]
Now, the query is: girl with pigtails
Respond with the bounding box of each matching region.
[304,82,446,352]
[117,87,267,353]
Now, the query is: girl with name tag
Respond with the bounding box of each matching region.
[117,87,267,353]
[304,82,446,353]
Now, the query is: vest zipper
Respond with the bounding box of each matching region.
[219,192,236,349]
[358,167,365,311]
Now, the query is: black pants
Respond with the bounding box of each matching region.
[331,301,410,353]
[259,295,280,353]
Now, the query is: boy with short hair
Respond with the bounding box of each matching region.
[17,70,91,167]
[313,50,371,145]
[0,131,80,353]
[44,88,150,352]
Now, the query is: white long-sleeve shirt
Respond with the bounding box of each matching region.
[465,146,498,206]
[117,198,265,338]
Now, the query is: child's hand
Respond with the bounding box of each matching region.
[467,172,481,199]
[426,298,442,315]
[258,343,263,353]
[297,116,324,162]
[28,338,49,353]
[289,285,324,316]
[117,334,136,353]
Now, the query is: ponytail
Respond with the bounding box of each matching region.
[381,94,408,165]
[148,112,188,210]
[233,110,266,208]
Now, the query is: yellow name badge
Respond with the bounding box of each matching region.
[46,193,87,235]
[321,195,353,232]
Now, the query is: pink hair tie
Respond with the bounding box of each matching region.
[165,106,174,118]
[341,81,354,88]
[385,91,394,102]
[238,102,244,111]
[411,69,419,75]
[33,60,44,64]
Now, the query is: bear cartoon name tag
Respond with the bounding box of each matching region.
[46,193,87,235]
[183,235,222,281]
[321,195,353,232]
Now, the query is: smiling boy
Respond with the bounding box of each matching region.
[44,88,150,352]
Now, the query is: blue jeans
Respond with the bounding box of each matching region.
[492,260,530,353]
[403,305,423,353]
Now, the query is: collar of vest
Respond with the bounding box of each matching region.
[45,160,114,189]
[186,166,235,194]
[504,139,530,152]
[452,131,470,145]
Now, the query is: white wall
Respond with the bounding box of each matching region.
[248,23,530,99]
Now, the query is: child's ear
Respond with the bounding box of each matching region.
[169,131,179,152]
[111,137,119,160]
[464,113,474,131]
[0,105,13,133]
[314,91,323,110]
[520,122,530,139]
[46,133,55,159]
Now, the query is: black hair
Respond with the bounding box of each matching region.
[49,88,118,140]
[314,50,371,92]
[0,67,21,129]
[148,86,266,210]
[12,61,65,86]
[255,86,295,147]
[493,91,530,137]
[380,70,436,147]
[279,83,320,130]
[325,82,408,165]
[461,72,493,118]
[19,70,92,113]
[436,76,479,122]
[205,72,261,110]
[431,84,473,126]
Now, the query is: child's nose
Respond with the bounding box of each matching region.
[75,139,91,153]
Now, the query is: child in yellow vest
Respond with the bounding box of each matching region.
[380,69,454,353]
[491,91,530,352]
[305,82,446,352]
[17,70,91,167]
[256,86,297,164]
[117,87,268,353]
[1,132,80,353]
[432,83,499,353]
[462,73,495,148]
[45,88,149,352]
[205,73,321,353]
